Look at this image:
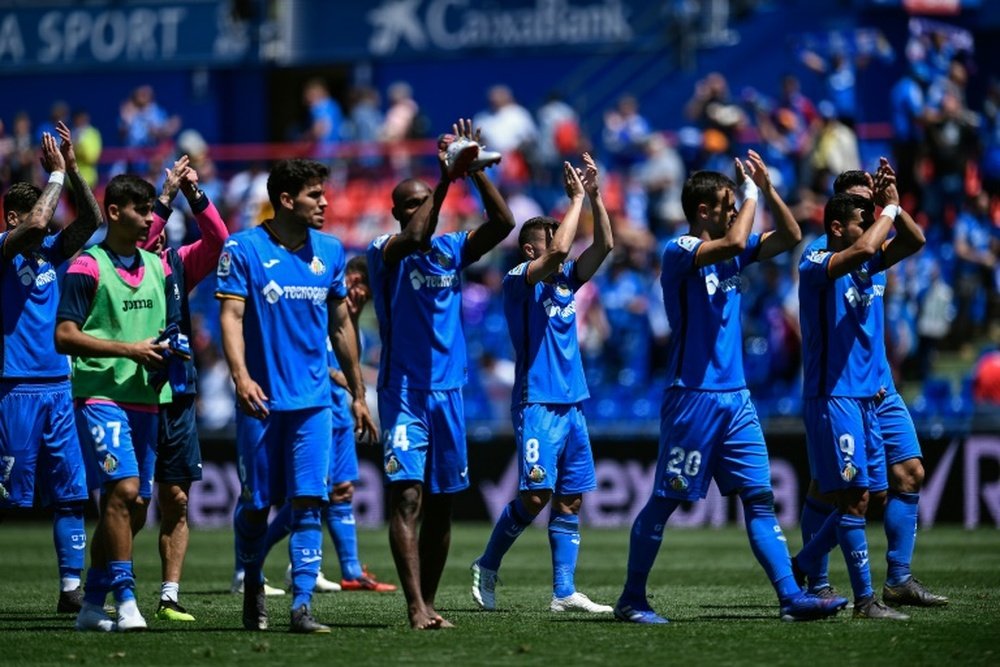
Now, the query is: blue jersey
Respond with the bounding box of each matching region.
[803,236,895,395]
[0,232,69,379]
[215,224,347,411]
[326,338,353,429]
[799,244,886,398]
[503,260,588,406]
[367,232,471,391]
[659,233,762,391]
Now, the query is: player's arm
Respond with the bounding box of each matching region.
[754,151,802,260]
[141,155,190,252]
[693,154,759,267]
[219,296,269,419]
[383,178,449,265]
[877,159,926,269]
[2,133,65,260]
[328,297,379,443]
[54,122,103,257]
[465,169,517,263]
[177,172,230,291]
[525,162,585,285]
[825,202,898,281]
[573,153,615,283]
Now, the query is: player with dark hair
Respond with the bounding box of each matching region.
[57,171,182,632]
[471,153,614,613]
[614,151,847,624]
[794,160,944,610]
[217,158,378,633]
[137,155,230,621]
[794,160,925,619]
[368,119,515,629]
[1,124,102,615]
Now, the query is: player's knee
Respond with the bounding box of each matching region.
[891,459,924,493]
[391,484,422,519]
[107,479,141,509]
[739,487,774,509]
[159,485,190,524]
[837,488,869,516]
[330,482,354,504]
[519,490,551,516]
[553,494,582,515]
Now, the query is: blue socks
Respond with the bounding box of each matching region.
[325,502,363,581]
[53,503,86,588]
[621,495,679,606]
[234,501,268,587]
[549,513,580,599]
[836,513,873,601]
[289,506,323,610]
[82,566,110,606]
[108,560,136,603]
[480,498,535,571]
[741,489,799,602]
[799,496,835,591]
[885,491,919,586]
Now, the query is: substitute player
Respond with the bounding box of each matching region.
[368,118,515,629]
[614,151,848,624]
[57,173,181,632]
[217,158,377,633]
[471,154,613,613]
[794,166,930,620]
[1,124,102,614]
[140,155,229,621]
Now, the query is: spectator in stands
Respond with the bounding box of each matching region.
[923,90,980,224]
[632,134,685,238]
[536,92,580,171]
[380,81,421,176]
[302,78,343,160]
[802,50,858,126]
[890,64,930,202]
[9,111,35,185]
[808,101,861,191]
[602,95,651,171]
[224,161,270,231]
[596,230,653,389]
[71,109,102,189]
[120,85,179,150]
[972,350,1000,405]
[684,72,745,172]
[346,86,384,173]
[914,260,955,380]
[953,191,998,341]
[474,85,537,185]
[37,101,70,144]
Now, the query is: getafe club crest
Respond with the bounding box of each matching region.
[385,455,401,475]
[309,256,327,276]
[102,454,120,474]
[669,476,689,492]
[434,251,451,269]
[841,462,858,482]
[528,465,546,484]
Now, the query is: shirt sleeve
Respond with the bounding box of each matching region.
[660,236,701,283]
[736,232,763,269]
[450,231,473,270]
[799,248,833,287]
[178,197,229,291]
[564,260,584,293]
[503,262,531,303]
[164,271,181,326]
[368,234,390,275]
[57,255,99,324]
[215,238,249,300]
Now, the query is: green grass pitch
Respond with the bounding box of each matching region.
[2,523,998,666]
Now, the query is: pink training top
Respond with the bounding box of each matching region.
[65,249,174,413]
[143,198,229,293]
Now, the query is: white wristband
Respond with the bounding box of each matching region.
[740,180,759,202]
[881,204,900,221]
[48,171,65,187]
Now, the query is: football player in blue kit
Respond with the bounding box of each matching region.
[0,124,101,615]
[793,163,932,619]
[614,150,848,624]
[217,158,378,633]
[368,119,515,629]
[471,154,614,613]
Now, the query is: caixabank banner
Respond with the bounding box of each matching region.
[156,432,1000,529]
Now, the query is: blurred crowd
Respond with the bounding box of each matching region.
[2,26,998,432]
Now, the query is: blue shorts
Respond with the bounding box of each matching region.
[0,381,87,508]
[328,424,359,488]
[654,388,770,501]
[76,402,158,499]
[236,407,331,510]
[513,403,596,495]
[804,397,887,495]
[877,393,922,466]
[156,394,203,484]
[378,386,468,494]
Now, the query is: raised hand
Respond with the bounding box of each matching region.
[744,149,772,191]
[563,160,585,200]
[160,154,191,205]
[580,152,600,197]
[180,164,201,198]
[452,117,482,145]
[39,132,66,174]
[55,121,76,172]
[873,156,899,207]
[733,155,748,186]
